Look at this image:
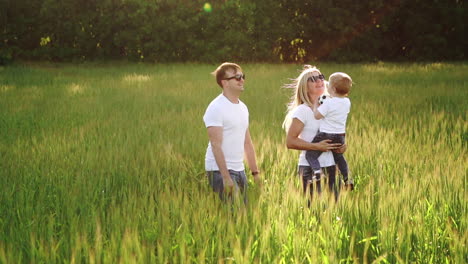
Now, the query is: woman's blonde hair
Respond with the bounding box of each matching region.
[282,65,324,132]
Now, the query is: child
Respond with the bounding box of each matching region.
[305,72,354,190]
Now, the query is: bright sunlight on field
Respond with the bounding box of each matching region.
[0,62,466,263]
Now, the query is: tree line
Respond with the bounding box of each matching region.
[1,0,465,64]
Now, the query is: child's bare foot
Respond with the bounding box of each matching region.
[344,179,354,191]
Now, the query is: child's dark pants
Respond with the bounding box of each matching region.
[305,132,349,181]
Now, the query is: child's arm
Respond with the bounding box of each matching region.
[312,100,324,120]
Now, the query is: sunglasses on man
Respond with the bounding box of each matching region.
[224,74,246,81]
[308,74,325,82]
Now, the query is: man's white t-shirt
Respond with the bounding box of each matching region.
[291,104,335,167]
[317,97,350,134]
[203,94,249,171]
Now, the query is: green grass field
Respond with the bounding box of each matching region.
[0,62,466,263]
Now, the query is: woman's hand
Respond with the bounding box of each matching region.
[315,139,342,152]
[333,143,347,153]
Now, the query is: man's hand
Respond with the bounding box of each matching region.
[223,176,235,193]
[253,172,262,188]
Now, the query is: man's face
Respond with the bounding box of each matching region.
[223,69,245,92]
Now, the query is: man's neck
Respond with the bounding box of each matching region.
[223,90,240,104]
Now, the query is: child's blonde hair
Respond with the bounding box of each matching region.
[329,72,352,96]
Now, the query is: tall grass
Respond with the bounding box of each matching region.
[0,62,466,263]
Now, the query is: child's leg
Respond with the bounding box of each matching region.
[305,132,328,180]
[332,152,349,181]
[305,150,322,179]
[329,134,348,181]
[333,153,353,189]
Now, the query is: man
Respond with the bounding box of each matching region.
[203,62,261,201]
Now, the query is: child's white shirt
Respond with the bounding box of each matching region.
[317,97,351,134]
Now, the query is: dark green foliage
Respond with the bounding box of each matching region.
[1,0,466,62]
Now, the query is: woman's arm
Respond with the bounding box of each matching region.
[286,118,341,151]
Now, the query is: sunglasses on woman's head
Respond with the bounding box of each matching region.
[224,74,246,81]
[307,74,325,82]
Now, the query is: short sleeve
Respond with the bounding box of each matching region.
[317,100,330,116]
[291,105,309,124]
[203,103,223,127]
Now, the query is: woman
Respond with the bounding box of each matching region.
[283,65,345,201]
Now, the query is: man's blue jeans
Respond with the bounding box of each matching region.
[206,170,248,203]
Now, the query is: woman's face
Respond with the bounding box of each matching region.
[306,71,326,98]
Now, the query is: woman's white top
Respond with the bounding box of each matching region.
[291,104,335,167]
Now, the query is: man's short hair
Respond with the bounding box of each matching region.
[329,72,352,95]
[212,62,242,88]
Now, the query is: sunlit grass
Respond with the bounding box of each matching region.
[0,62,466,263]
[0,85,14,92]
[68,83,85,95]
[123,74,151,83]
